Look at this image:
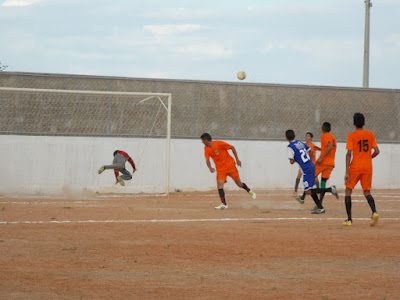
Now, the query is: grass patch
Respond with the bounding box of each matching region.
[1,206,5,211]
[272,287,277,291]
[260,210,271,214]
[62,247,77,251]
[63,206,72,209]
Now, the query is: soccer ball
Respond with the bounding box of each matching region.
[237,71,246,80]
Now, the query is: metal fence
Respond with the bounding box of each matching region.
[1,72,399,142]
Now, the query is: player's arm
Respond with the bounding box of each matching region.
[287,147,295,165]
[205,159,215,173]
[230,146,242,167]
[316,142,333,164]
[344,150,352,184]
[313,145,321,151]
[127,156,136,173]
[372,146,380,158]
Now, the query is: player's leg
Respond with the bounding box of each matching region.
[232,168,256,199]
[318,166,334,204]
[119,168,132,181]
[309,189,324,214]
[343,170,358,226]
[343,187,353,225]
[361,174,379,226]
[293,169,302,196]
[215,171,228,209]
[98,163,124,174]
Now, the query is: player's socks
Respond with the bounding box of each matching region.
[366,195,377,213]
[345,196,352,222]
[294,178,300,193]
[311,192,323,209]
[242,183,251,193]
[321,178,327,189]
[300,191,306,201]
[218,189,226,205]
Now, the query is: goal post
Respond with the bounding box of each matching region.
[0,87,172,195]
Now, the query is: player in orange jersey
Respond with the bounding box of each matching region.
[312,122,338,210]
[201,133,256,210]
[343,113,380,226]
[294,132,321,202]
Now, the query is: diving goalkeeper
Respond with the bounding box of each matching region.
[98,150,136,186]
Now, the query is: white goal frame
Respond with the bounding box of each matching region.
[0,87,172,195]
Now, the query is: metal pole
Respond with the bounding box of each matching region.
[166,94,172,195]
[363,0,372,88]
[193,83,197,136]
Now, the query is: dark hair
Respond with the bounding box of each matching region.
[353,113,365,128]
[322,122,331,132]
[200,133,212,141]
[113,150,119,156]
[286,129,295,141]
[306,132,314,138]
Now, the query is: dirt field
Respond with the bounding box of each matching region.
[0,189,399,300]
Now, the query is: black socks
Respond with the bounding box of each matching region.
[345,196,352,221]
[218,189,226,205]
[366,195,376,213]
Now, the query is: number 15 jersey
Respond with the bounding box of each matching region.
[287,140,314,172]
[346,129,377,174]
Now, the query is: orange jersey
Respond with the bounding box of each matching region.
[318,132,337,167]
[346,129,377,173]
[306,142,317,164]
[204,141,236,172]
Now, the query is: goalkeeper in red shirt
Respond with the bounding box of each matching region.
[98,150,136,186]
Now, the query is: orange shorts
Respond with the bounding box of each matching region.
[315,164,334,179]
[345,171,372,191]
[217,166,240,183]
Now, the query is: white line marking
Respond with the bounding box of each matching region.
[0,217,398,225]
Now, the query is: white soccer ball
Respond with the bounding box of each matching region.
[237,71,246,80]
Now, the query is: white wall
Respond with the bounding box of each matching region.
[1,135,399,195]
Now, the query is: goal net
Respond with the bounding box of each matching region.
[0,87,172,195]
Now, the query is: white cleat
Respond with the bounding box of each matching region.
[215,204,228,210]
[249,190,256,199]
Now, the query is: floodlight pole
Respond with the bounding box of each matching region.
[363,0,372,88]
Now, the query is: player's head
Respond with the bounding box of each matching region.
[353,112,365,128]
[305,132,313,142]
[322,122,331,133]
[200,133,213,147]
[113,150,119,156]
[285,130,295,142]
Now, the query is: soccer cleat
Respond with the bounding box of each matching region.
[249,190,257,199]
[311,208,325,214]
[117,176,125,186]
[370,213,379,227]
[343,219,353,226]
[311,205,318,211]
[331,185,339,199]
[215,204,228,210]
[295,195,304,204]
[98,167,105,174]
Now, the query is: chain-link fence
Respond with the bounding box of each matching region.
[0,72,399,142]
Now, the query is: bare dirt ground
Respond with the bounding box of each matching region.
[0,189,399,300]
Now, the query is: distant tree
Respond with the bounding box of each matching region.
[0,61,8,71]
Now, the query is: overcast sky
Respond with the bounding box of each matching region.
[1,0,399,88]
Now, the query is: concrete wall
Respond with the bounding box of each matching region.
[1,135,399,195]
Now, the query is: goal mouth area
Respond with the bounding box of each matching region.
[0,87,172,195]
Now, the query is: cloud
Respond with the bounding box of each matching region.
[144,24,206,35]
[2,0,42,6]
[176,44,233,59]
